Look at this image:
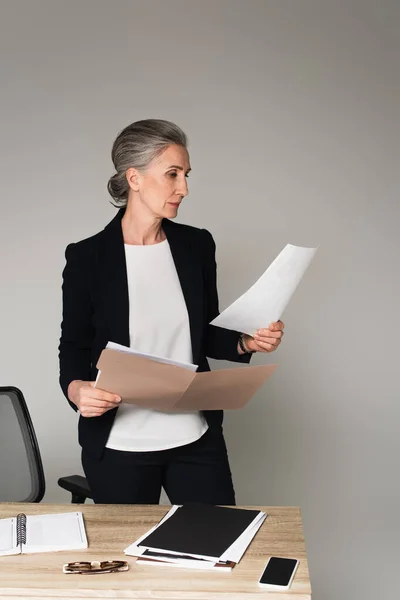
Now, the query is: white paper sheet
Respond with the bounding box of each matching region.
[106,342,198,372]
[23,512,87,553]
[0,518,17,555]
[211,244,318,336]
[136,556,234,570]
[219,513,266,563]
[95,343,198,386]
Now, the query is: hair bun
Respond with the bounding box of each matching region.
[107,172,128,206]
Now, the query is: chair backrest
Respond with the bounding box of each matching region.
[0,386,45,502]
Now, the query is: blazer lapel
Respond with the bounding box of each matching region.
[97,209,130,347]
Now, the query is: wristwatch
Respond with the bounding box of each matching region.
[238,333,255,354]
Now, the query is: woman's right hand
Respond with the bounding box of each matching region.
[67,380,121,417]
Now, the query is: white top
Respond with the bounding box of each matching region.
[105,239,208,451]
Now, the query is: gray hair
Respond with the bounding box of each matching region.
[107,119,188,207]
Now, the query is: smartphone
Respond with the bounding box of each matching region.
[258,556,299,590]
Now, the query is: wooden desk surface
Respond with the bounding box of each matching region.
[0,503,311,600]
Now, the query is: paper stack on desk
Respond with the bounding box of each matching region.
[124,504,266,571]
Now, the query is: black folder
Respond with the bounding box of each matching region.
[139,504,261,558]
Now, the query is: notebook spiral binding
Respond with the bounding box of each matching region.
[16,513,27,549]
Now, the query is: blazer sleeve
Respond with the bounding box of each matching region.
[58,243,94,411]
[201,229,251,364]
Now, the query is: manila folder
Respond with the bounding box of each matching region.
[96,348,277,410]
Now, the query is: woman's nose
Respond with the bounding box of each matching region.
[176,178,188,196]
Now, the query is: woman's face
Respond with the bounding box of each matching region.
[127,144,191,219]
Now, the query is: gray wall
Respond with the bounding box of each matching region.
[0,1,398,599]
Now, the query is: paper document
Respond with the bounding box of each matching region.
[106,341,198,371]
[125,504,266,570]
[210,244,318,336]
[95,344,277,410]
[95,342,197,386]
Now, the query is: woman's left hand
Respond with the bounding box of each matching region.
[243,321,285,353]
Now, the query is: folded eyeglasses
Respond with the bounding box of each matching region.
[63,560,129,574]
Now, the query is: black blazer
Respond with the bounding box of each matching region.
[59,208,250,459]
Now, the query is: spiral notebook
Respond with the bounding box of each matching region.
[0,512,87,556]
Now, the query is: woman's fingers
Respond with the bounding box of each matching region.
[82,384,120,403]
[83,399,121,409]
[79,402,119,417]
[81,408,109,418]
[78,383,121,417]
[255,329,283,339]
[254,334,282,346]
[254,339,281,352]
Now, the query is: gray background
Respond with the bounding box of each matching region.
[0,1,398,598]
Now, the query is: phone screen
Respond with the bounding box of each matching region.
[259,557,298,586]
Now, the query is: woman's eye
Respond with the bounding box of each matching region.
[168,172,189,178]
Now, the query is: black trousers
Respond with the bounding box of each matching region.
[81,426,236,505]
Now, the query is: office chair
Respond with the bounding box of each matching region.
[0,386,92,503]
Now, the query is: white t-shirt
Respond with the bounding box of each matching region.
[105,239,208,451]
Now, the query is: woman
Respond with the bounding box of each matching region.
[59,119,284,505]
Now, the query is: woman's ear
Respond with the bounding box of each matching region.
[126,167,140,192]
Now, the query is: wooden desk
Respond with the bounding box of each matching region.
[0,503,311,599]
